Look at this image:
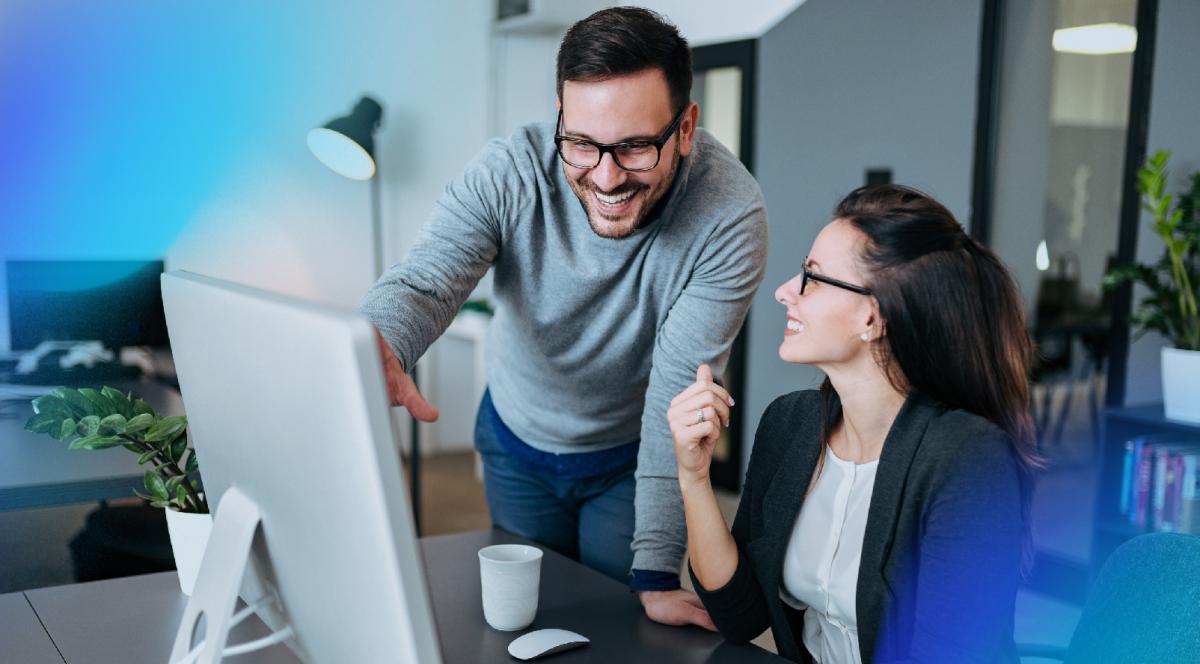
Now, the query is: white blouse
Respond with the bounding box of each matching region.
[780,445,878,664]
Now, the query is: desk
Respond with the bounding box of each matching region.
[0,591,63,663]
[0,380,184,511]
[9,529,784,663]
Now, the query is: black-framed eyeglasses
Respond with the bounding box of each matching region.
[800,263,872,296]
[554,105,686,172]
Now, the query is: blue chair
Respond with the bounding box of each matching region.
[1020,532,1200,663]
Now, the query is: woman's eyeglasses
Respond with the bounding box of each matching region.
[800,264,871,296]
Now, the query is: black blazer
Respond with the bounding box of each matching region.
[692,390,1023,664]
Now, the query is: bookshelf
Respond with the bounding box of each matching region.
[1092,404,1200,578]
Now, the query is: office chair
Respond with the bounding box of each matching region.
[1018,533,1200,663]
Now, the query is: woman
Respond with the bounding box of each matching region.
[669,185,1038,664]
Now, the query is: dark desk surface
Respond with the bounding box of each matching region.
[0,379,183,510]
[9,529,783,663]
[423,529,783,664]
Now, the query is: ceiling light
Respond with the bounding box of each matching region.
[1052,23,1137,55]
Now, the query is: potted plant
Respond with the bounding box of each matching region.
[24,385,212,594]
[1104,149,1200,422]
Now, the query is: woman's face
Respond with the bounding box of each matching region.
[774,219,877,367]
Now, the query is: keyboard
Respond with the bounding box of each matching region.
[0,362,144,387]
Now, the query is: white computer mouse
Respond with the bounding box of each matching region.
[507,628,590,660]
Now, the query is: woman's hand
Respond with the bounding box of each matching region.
[668,364,734,487]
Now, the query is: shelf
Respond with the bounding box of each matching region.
[1103,404,1200,435]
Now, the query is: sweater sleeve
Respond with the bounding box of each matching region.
[359,137,521,369]
[631,198,768,576]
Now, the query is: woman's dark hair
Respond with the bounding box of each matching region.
[822,184,1042,569]
[556,7,692,115]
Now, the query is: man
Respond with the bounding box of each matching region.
[361,7,766,630]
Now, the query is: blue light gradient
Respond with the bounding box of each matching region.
[0,2,320,262]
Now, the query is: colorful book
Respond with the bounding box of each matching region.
[1134,441,1154,528]
[1179,454,1200,535]
[1119,438,1136,516]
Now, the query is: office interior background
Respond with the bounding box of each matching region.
[2,0,1197,655]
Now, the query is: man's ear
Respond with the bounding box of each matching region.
[677,101,700,157]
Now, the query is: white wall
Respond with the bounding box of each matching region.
[489,1,806,136]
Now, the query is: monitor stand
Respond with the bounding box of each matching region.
[169,487,295,664]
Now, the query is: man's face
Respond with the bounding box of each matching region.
[558,69,697,239]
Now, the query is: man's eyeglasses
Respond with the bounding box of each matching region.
[800,263,872,296]
[554,106,686,172]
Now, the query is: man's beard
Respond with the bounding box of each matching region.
[569,146,679,240]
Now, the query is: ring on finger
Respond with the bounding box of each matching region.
[694,408,706,425]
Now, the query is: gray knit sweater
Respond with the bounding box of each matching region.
[360,121,767,574]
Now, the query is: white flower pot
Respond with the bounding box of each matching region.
[1162,346,1200,424]
[165,507,213,596]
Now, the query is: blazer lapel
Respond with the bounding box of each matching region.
[855,393,940,663]
[756,394,831,610]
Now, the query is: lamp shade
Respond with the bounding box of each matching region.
[307,96,383,180]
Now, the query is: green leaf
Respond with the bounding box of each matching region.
[132,399,156,418]
[144,470,169,500]
[24,412,60,434]
[145,416,187,443]
[76,415,101,437]
[132,489,154,502]
[175,485,188,507]
[55,418,77,442]
[100,386,134,419]
[138,449,158,464]
[70,436,124,450]
[169,433,188,464]
[124,413,155,434]
[59,389,94,418]
[77,388,115,417]
[99,414,127,435]
[31,394,70,418]
[122,443,141,453]
[165,475,185,493]
[150,499,169,509]
[185,451,200,475]
[68,435,100,450]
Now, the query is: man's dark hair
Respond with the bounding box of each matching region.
[556,7,692,115]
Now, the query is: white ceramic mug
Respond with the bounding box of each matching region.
[478,544,543,631]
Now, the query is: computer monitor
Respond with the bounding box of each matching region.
[6,260,168,351]
[161,270,441,663]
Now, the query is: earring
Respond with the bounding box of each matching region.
[860,331,870,342]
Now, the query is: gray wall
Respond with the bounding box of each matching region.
[990,0,1056,321]
[743,0,983,471]
[1122,0,1200,405]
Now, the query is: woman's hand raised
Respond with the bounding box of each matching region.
[668,364,734,487]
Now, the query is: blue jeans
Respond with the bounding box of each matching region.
[474,392,636,584]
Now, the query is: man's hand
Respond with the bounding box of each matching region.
[638,589,717,632]
[374,328,439,422]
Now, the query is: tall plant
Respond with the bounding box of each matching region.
[25,386,208,513]
[1104,150,1200,350]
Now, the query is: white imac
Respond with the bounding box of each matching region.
[161,270,442,664]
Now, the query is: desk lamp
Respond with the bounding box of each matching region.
[308,96,423,533]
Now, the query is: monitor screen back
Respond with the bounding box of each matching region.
[6,260,168,350]
[161,270,441,664]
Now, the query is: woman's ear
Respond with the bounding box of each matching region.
[866,302,886,338]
